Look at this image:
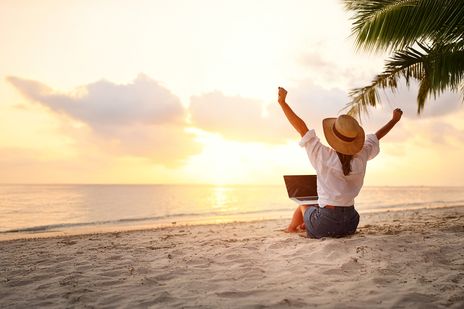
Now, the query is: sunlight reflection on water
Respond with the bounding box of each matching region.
[0,185,463,236]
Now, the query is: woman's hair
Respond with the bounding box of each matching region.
[336,152,353,176]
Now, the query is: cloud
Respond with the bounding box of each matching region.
[298,49,387,90]
[7,74,185,127]
[7,74,200,166]
[272,80,351,125]
[188,78,463,154]
[189,81,350,144]
[298,49,463,119]
[377,80,463,118]
[409,119,464,148]
[353,80,464,144]
[189,91,290,143]
[98,124,201,165]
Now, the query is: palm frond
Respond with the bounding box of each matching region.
[417,72,430,113]
[345,42,464,117]
[417,42,464,112]
[426,43,464,93]
[345,43,429,118]
[344,0,464,51]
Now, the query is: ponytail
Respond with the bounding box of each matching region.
[336,152,353,176]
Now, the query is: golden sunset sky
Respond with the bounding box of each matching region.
[1,0,463,185]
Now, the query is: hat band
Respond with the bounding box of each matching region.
[332,124,356,142]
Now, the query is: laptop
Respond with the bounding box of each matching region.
[283,175,318,205]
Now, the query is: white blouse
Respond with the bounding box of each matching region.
[299,129,380,207]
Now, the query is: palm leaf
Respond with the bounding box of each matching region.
[345,42,464,117]
[345,0,464,51]
[416,42,464,112]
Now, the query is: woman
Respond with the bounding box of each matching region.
[278,87,403,238]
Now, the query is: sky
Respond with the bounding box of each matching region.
[1,0,463,186]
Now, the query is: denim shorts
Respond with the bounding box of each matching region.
[303,205,360,238]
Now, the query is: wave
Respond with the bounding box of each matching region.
[0,207,291,234]
[359,200,464,211]
[3,201,464,234]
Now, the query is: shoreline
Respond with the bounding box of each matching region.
[2,205,463,308]
[1,204,463,242]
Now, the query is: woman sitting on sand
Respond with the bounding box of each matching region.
[277,87,403,238]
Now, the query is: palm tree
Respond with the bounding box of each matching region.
[344,0,464,118]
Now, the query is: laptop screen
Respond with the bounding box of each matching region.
[283,175,317,198]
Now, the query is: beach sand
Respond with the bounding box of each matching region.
[1,206,464,308]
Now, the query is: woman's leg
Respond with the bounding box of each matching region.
[286,205,310,233]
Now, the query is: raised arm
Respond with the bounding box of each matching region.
[277,87,308,137]
[375,108,403,140]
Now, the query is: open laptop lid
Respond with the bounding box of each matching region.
[283,175,317,199]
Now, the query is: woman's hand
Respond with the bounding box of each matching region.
[278,87,287,105]
[277,86,308,137]
[376,108,403,140]
[392,108,403,123]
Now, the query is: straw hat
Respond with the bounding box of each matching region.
[322,114,365,155]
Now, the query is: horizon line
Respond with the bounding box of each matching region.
[0,183,463,188]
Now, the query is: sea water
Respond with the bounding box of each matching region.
[0,184,463,237]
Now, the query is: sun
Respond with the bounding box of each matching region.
[182,129,249,185]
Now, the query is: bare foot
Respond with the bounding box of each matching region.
[284,226,298,233]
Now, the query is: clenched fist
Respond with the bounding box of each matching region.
[392,108,403,123]
[278,87,287,105]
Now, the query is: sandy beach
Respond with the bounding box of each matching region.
[1,206,463,308]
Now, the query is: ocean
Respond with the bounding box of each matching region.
[1,184,463,238]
